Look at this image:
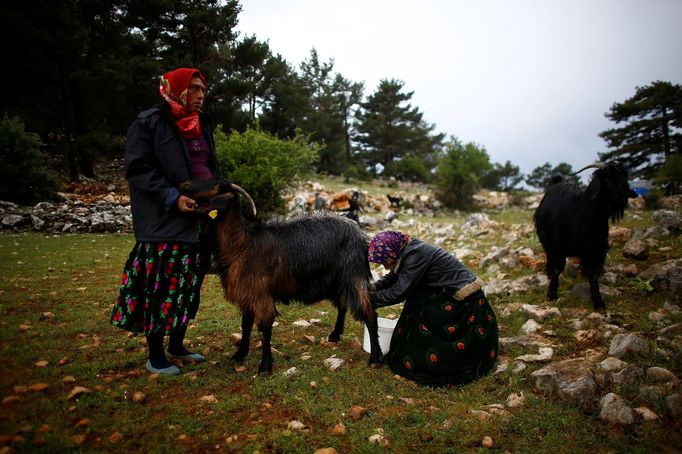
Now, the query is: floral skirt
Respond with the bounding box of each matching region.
[110,234,211,336]
[385,289,499,387]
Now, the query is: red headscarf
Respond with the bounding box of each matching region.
[159,68,207,139]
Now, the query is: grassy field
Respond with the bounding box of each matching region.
[0,193,680,453]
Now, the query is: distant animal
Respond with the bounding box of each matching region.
[313,192,327,210]
[534,162,638,310]
[180,179,383,376]
[339,191,362,223]
[387,194,403,208]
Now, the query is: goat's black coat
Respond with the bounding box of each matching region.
[182,181,382,375]
[534,163,637,309]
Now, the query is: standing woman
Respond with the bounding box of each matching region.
[111,68,221,375]
[369,231,499,387]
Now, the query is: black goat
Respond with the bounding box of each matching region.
[387,194,403,208]
[534,162,638,310]
[181,179,382,376]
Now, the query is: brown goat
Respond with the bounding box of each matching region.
[182,179,383,376]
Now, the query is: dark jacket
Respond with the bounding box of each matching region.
[372,238,478,307]
[125,103,219,243]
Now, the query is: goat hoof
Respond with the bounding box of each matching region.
[258,369,272,377]
[369,360,383,369]
[231,354,246,362]
[327,334,341,343]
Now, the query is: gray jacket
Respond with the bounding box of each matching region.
[372,239,478,307]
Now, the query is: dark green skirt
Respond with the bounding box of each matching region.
[385,289,498,387]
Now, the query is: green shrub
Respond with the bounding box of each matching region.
[434,140,491,210]
[341,162,373,183]
[0,115,61,204]
[214,126,319,215]
[644,188,663,210]
[384,154,432,183]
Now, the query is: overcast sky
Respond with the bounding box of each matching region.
[236,0,682,179]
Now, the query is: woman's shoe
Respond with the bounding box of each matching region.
[166,350,206,363]
[146,359,181,375]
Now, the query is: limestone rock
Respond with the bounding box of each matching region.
[531,358,597,406]
[599,393,634,425]
[608,333,650,359]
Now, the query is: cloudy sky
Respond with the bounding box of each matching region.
[236,0,682,179]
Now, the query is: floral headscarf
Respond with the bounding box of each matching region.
[159,68,207,139]
[368,231,411,268]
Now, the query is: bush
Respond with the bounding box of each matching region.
[655,154,682,195]
[214,126,319,215]
[342,162,373,183]
[383,154,432,183]
[0,115,61,204]
[434,140,491,210]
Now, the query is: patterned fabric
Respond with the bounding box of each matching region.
[385,288,499,387]
[110,227,211,336]
[159,67,206,139]
[368,231,411,268]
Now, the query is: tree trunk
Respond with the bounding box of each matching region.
[70,79,95,178]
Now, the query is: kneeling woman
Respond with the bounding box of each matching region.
[369,231,499,387]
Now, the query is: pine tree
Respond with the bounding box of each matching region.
[599,81,682,178]
[354,79,443,177]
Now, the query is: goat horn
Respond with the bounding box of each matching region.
[573,162,606,175]
[230,184,258,217]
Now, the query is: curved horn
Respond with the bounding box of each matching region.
[573,162,607,175]
[230,184,257,217]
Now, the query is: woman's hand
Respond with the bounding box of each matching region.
[177,195,198,212]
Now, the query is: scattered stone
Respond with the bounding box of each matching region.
[639,385,665,404]
[314,448,338,454]
[481,404,513,420]
[522,319,542,334]
[608,333,651,359]
[199,395,218,403]
[646,367,679,386]
[520,304,562,321]
[292,319,311,327]
[531,358,598,406]
[132,391,145,403]
[599,393,634,425]
[470,410,491,422]
[506,392,526,408]
[482,436,494,448]
[287,420,305,430]
[516,347,553,362]
[612,364,644,386]
[331,423,346,435]
[634,407,659,421]
[653,209,682,232]
[349,406,367,421]
[323,357,344,371]
[667,393,682,419]
[368,434,390,447]
[623,239,649,260]
[511,361,528,373]
[499,334,553,349]
[284,367,297,378]
[599,357,627,373]
[575,329,600,346]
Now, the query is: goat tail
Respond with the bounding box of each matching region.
[345,278,376,323]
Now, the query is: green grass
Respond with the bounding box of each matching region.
[0,199,680,452]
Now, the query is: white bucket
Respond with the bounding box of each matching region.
[363,317,398,355]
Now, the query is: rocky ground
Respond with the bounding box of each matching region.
[2,162,682,430]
